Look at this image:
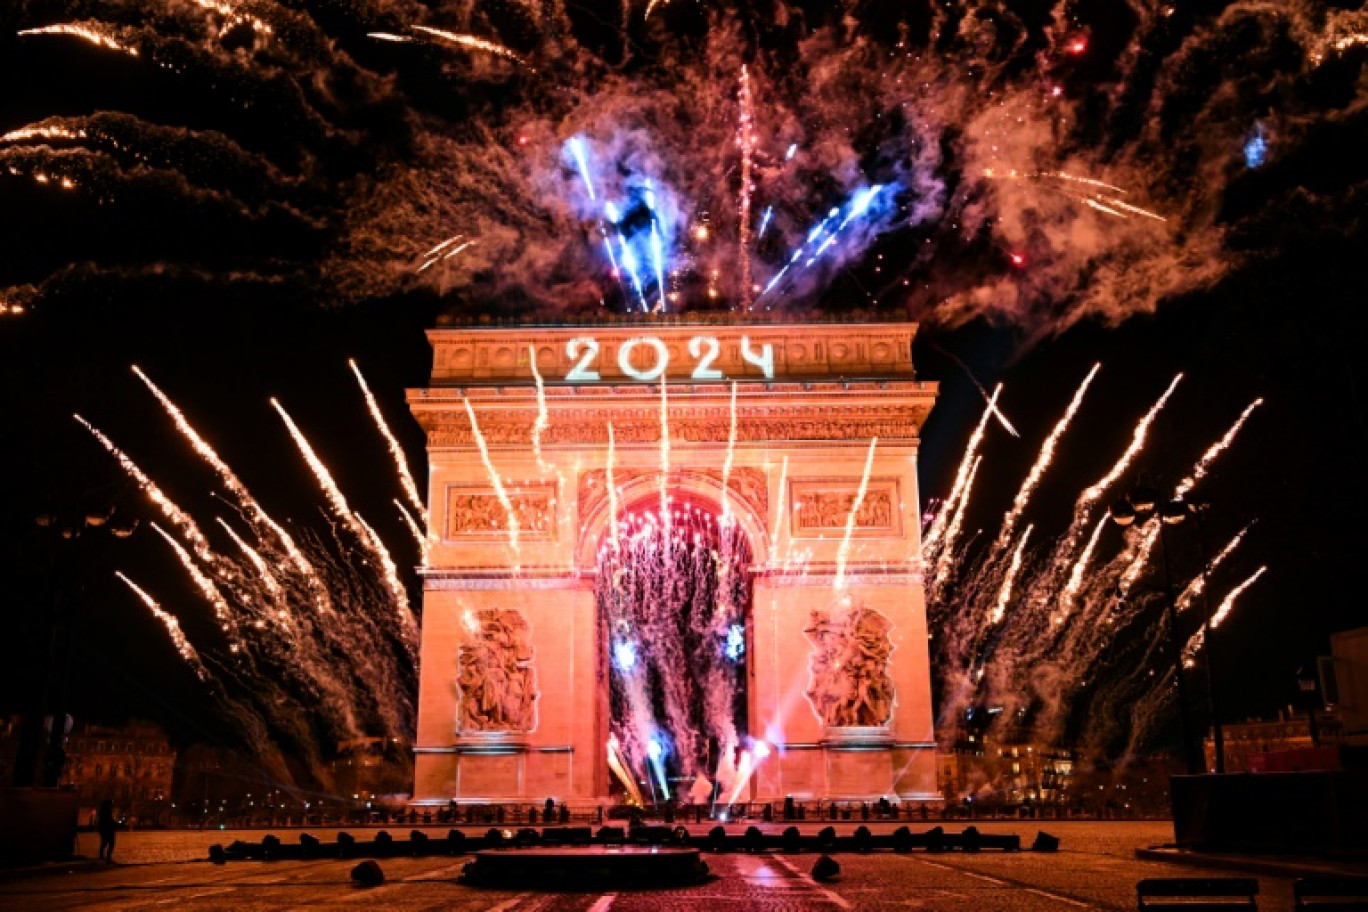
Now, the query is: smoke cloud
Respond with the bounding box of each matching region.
[3,1,1365,335]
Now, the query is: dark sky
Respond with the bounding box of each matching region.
[2,0,1366,762]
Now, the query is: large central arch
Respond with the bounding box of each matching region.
[595,489,754,802]
[408,317,940,805]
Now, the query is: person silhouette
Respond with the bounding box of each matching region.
[96,799,117,863]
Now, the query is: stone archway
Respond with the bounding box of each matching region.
[593,487,755,803]
[408,317,940,806]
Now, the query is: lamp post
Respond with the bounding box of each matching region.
[32,505,140,789]
[1297,666,1321,748]
[1109,488,1200,776]
[1184,505,1225,773]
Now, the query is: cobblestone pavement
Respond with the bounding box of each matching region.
[0,821,1303,911]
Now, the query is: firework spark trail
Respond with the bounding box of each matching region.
[658,376,671,540]
[1210,566,1267,629]
[713,381,741,623]
[409,26,534,70]
[1057,515,1110,620]
[606,734,645,806]
[395,499,428,558]
[1118,399,1263,597]
[995,363,1101,552]
[354,513,416,632]
[422,235,464,259]
[774,454,791,569]
[215,517,281,597]
[607,422,621,550]
[529,344,554,477]
[931,454,981,596]
[984,170,1167,222]
[924,386,1002,557]
[462,396,521,572]
[757,205,773,239]
[1079,374,1183,510]
[1117,523,1161,598]
[1048,373,1183,575]
[150,522,243,647]
[270,398,369,544]
[567,136,595,201]
[116,572,211,681]
[989,526,1032,626]
[1185,566,1268,663]
[132,366,318,589]
[75,414,217,563]
[835,437,879,593]
[271,397,410,617]
[188,0,273,36]
[936,346,1019,439]
[1174,399,1265,501]
[737,67,756,310]
[417,240,476,273]
[1176,524,1252,613]
[720,382,738,522]
[642,181,668,311]
[17,23,138,56]
[1,125,86,143]
[350,359,427,525]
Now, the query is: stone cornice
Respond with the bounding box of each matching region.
[409,381,936,447]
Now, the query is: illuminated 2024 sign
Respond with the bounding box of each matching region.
[564,336,775,382]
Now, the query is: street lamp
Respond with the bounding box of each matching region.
[1109,490,1201,776]
[1177,503,1226,774]
[1297,665,1321,748]
[32,505,140,789]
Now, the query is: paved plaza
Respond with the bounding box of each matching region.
[1,820,1351,911]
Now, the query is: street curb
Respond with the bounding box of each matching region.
[1136,846,1368,879]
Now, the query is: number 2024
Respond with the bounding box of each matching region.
[564,336,775,383]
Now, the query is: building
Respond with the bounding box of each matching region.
[61,720,176,826]
[1328,626,1368,747]
[1203,710,1343,773]
[936,723,1075,808]
[406,317,941,805]
[330,737,412,801]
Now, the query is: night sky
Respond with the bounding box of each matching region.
[2,0,1366,769]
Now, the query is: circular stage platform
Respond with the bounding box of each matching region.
[460,846,710,889]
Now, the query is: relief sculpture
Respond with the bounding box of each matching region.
[456,608,538,732]
[793,490,893,532]
[804,603,895,728]
[447,487,555,538]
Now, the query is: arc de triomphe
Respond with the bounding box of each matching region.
[407,317,940,806]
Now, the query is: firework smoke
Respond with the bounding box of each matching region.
[927,375,1266,763]
[83,369,419,788]
[8,1,1359,330]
